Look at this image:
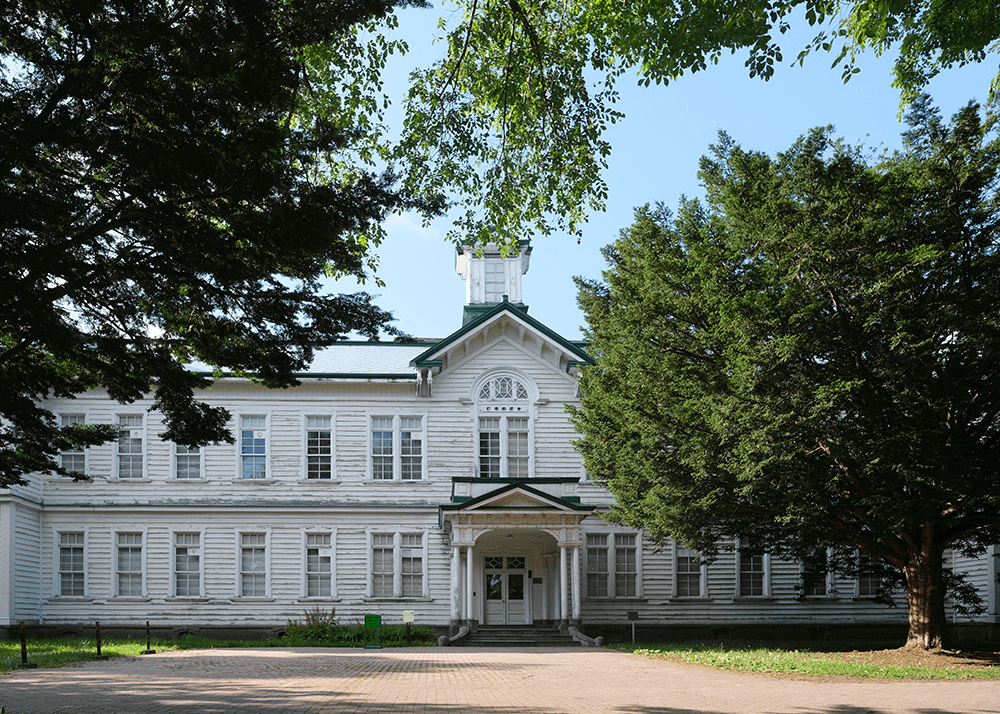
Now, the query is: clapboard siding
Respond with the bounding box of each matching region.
[8,298,997,632]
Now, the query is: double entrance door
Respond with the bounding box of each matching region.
[484,554,528,625]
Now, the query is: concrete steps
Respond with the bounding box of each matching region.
[462,625,579,647]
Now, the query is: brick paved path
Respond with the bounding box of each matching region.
[2,647,998,714]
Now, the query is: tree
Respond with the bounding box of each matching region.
[0,0,437,487]
[570,96,1000,650]
[399,0,1000,244]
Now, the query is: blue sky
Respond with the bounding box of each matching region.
[331,6,999,342]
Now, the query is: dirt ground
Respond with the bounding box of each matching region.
[822,646,1000,672]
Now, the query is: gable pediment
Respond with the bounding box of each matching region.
[411,302,591,379]
[442,481,594,514]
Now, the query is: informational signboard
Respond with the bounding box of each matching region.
[403,610,414,623]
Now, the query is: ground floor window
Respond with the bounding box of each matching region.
[370,532,425,598]
[586,532,638,598]
[675,546,704,598]
[116,532,143,597]
[305,533,334,598]
[174,533,201,597]
[240,533,268,597]
[738,549,768,597]
[58,532,85,596]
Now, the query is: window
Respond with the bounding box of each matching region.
[586,532,639,598]
[306,417,333,479]
[401,534,423,597]
[240,533,267,597]
[586,534,609,596]
[174,533,201,597]
[369,532,425,598]
[116,415,144,479]
[675,546,704,598]
[802,549,829,597]
[305,533,333,598]
[116,533,143,597]
[174,444,202,479]
[240,416,267,479]
[738,549,768,597]
[372,533,394,597]
[857,551,880,597]
[369,416,424,481]
[58,532,85,596]
[476,374,532,478]
[484,255,505,301]
[58,414,86,476]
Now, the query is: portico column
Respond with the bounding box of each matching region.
[559,544,568,626]
[465,545,475,624]
[571,544,581,623]
[451,545,461,624]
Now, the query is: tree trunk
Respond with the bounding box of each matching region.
[902,526,947,651]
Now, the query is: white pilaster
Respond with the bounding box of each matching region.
[572,544,581,621]
[560,544,568,624]
[465,545,474,623]
[451,545,461,622]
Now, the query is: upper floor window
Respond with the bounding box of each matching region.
[240,415,268,479]
[174,444,202,479]
[59,414,86,476]
[370,415,425,481]
[306,417,333,479]
[116,415,144,479]
[476,374,532,478]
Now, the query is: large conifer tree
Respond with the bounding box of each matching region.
[572,97,1000,650]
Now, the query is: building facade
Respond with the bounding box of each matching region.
[3,245,999,640]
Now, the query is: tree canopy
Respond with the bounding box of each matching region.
[0,0,436,487]
[398,0,1000,245]
[570,95,1000,650]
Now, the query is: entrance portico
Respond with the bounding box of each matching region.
[441,478,594,628]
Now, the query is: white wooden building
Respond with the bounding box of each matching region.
[3,245,999,640]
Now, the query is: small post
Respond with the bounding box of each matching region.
[93,620,109,660]
[18,621,37,669]
[142,619,156,655]
[627,610,639,646]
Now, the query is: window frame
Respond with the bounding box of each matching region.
[736,544,771,598]
[55,529,88,598]
[237,414,270,480]
[673,543,708,599]
[173,442,204,480]
[367,413,427,482]
[474,372,535,479]
[236,529,271,599]
[114,530,147,598]
[801,548,833,598]
[171,530,205,599]
[114,413,146,480]
[366,529,428,599]
[302,529,337,599]
[585,531,642,599]
[57,412,88,477]
[303,414,335,481]
[856,550,880,598]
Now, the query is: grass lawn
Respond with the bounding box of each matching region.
[612,640,1000,680]
[0,623,437,675]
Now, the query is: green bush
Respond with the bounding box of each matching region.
[283,608,436,647]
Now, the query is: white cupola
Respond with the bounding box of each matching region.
[455,241,531,324]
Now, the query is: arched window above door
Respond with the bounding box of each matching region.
[474,372,536,478]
